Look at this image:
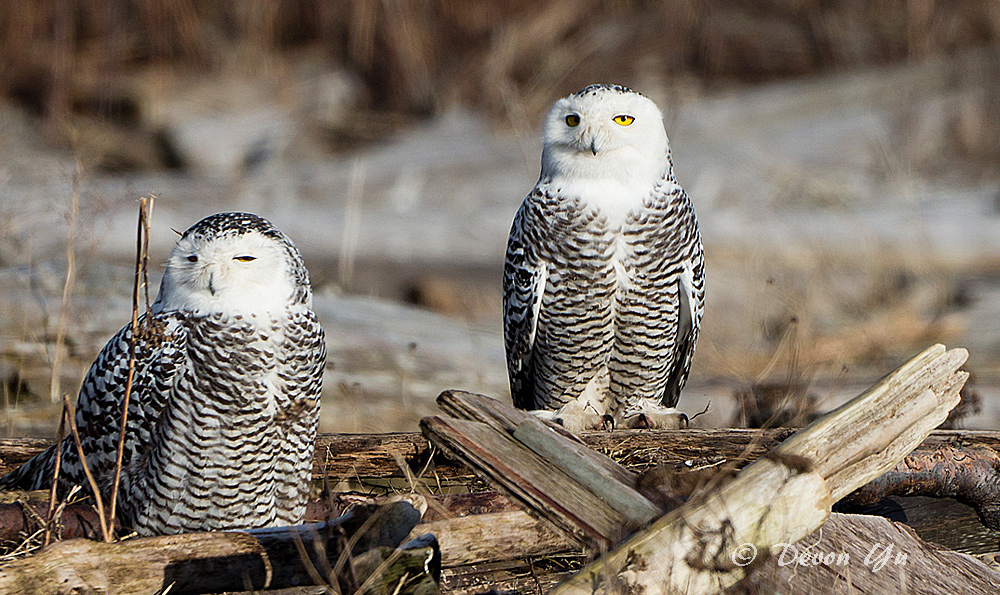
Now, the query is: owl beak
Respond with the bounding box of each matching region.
[208,272,217,295]
[580,127,605,155]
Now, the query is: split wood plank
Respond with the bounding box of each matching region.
[421,415,638,549]
[439,389,640,488]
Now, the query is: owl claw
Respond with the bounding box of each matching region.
[622,404,689,430]
[601,414,616,432]
[529,401,614,435]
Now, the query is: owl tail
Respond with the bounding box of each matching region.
[0,442,60,491]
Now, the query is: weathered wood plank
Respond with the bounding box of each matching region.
[511,416,659,524]
[776,345,968,500]
[414,509,573,567]
[421,415,635,549]
[441,390,639,488]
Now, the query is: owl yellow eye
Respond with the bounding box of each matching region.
[565,114,581,127]
[613,114,635,126]
[234,255,256,262]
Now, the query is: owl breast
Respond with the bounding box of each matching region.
[123,307,324,535]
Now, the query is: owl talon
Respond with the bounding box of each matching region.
[622,404,689,430]
[601,414,616,432]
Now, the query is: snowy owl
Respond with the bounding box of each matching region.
[1,212,326,536]
[503,84,705,433]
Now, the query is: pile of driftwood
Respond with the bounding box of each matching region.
[0,344,999,594]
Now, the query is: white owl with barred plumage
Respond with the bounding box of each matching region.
[503,84,705,432]
[1,212,326,536]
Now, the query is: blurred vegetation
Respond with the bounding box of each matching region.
[3,0,1000,136]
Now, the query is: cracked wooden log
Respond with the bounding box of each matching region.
[0,501,433,595]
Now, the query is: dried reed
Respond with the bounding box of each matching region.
[108,195,155,540]
[63,393,109,542]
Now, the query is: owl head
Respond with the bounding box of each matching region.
[540,84,670,187]
[155,212,311,316]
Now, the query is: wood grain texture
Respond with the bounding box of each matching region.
[415,509,573,567]
[0,502,423,595]
[421,415,636,549]
[728,512,1000,594]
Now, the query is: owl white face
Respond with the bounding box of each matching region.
[541,85,670,190]
[157,228,298,317]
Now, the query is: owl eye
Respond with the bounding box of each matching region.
[186,255,198,263]
[565,114,581,127]
[234,255,257,262]
[613,114,635,126]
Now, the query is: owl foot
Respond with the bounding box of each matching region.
[601,414,616,432]
[530,404,607,434]
[621,403,689,430]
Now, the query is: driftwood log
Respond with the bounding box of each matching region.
[0,501,440,595]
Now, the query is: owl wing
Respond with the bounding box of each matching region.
[272,308,327,523]
[503,202,549,410]
[0,311,188,495]
[661,237,706,407]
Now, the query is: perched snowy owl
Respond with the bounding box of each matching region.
[1,212,326,536]
[503,84,705,433]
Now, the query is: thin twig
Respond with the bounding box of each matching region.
[43,405,68,546]
[108,197,153,538]
[141,196,155,313]
[63,394,110,542]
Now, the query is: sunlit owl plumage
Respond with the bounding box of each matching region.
[0,212,326,536]
[503,84,705,433]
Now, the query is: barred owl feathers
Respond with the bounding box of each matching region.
[503,84,705,432]
[1,212,326,536]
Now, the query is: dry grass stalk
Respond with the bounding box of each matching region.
[62,393,109,542]
[42,404,67,547]
[108,196,154,540]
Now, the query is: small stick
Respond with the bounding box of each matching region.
[42,405,68,546]
[108,196,153,538]
[63,394,110,542]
